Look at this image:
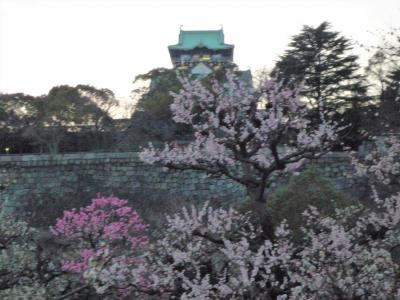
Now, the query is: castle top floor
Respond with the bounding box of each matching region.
[168,29,234,68]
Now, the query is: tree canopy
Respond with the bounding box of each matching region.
[272,22,370,147]
[17,85,117,154]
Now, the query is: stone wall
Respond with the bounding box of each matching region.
[0,152,246,227]
[0,151,364,228]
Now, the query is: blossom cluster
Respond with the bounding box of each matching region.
[352,136,400,185]
[140,71,338,202]
[81,135,400,299]
[5,72,400,298]
[51,194,148,294]
[78,194,400,299]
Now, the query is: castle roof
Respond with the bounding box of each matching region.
[168,29,234,50]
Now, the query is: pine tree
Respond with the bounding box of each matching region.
[272,22,369,148]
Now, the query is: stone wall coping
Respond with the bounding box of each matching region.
[0,151,354,167]
[0,152,141,165]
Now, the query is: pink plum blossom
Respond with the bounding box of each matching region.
[51,195,148,296]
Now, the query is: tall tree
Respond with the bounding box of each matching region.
[365,28,400,133]
[0,93,36,131]
[272,22,369,148]
[125,65,249,147]
[365,28,400,98]
[129,68,184,143]
[378,69,400,132]
[24,85,115,154]
[366,50,390,98]
[0,93,37,153]
[75,85,118,149]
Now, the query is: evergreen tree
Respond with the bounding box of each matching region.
[272,22,369,148]
[379,68,400,132]
[124,64,248,147]
[127,68,185,144]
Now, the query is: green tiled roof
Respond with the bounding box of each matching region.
[168,30,234,50]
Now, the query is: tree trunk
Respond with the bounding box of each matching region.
[47,138,60,155]
[47,143,58,155]
[246,185,265,203]
[245,186,275,240]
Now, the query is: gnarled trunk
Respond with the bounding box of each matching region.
[245,186,275,240]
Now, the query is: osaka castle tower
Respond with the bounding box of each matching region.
[168,29,234,76]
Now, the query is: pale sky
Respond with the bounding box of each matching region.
[1,0,400,105]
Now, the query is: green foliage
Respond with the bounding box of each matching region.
[267,167,358,241]
[133,68,182,119]
[127,68,186,144]
[378,69,400,132]
[21,85,116,154]
[128,65,250,145]
[0,93,36,131]
[273,22,366,112]
[35,85,113,127]
[273,21,370,148]
[200,63,251,90]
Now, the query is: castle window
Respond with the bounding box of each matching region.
[180,54,191,62]
[212,54,222,62]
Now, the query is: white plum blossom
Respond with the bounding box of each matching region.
[352,136,400,185]
[84,73,400,299]
[140,71,339,202]
[79,183,400,299]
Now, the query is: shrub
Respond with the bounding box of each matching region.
[51,195,149,296]
[267,167,359,241]
[0,207,75,299]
